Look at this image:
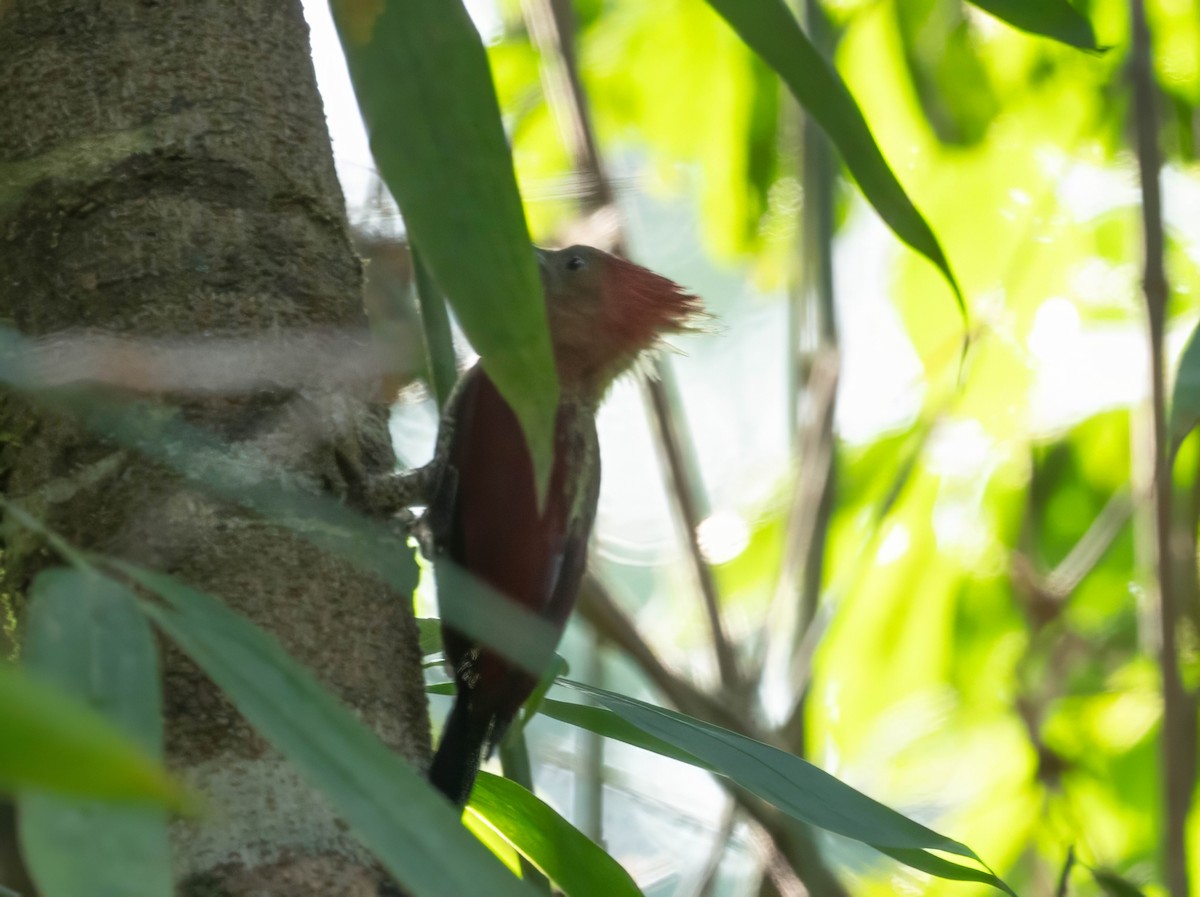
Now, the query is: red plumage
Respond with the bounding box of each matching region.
[427,246,702,804]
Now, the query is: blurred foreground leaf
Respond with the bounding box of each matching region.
[559,681,1015,894]
[331,0,558,500]
[702,0,965,316]
[121,562,539,897]
[0,657,176,806]
[967,0,1101,50]
[469,773,642,897]
[19,569,171,897]
[1170,316,1200,453]
[1092,868,1150,897]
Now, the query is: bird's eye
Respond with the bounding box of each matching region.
[566,255,587,272]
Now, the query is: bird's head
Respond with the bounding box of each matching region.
[536,245,704,400]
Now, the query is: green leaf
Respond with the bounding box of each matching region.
[469,773,643,897]
[1091,868,1150,897]
[412,247,460,412]
[416,617,443,656]
[967,0,1101,51]
[559,681,1015,895]
[331,0,558,501]
[702,0,965,317]
[18,569,172,897]
[121,563,539,897]
[435,559,562,679]
[516,655,569,730]
[537,698,710,769]
[1170,316,1200,454]
[0,656,177,806]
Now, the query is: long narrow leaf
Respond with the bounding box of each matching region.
[18,569,172,897]
[1169,315,1200,454]
[1091,868,1150,897]
[120,563,538,897]
[0,665,176,806]
[967,0,1100,50]
[331,0,558,500]
[469,773,642,897]
[559,681,1014,895]
[703,0,965,316]
[412,247,459,412]
[537,698,711,769]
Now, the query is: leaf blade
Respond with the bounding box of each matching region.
[967,0,1101,50]
[18,569,172,897]
[702,0,965,315]
[1170,315,1200,453]
[331,0,558,498]
[0,663,176,805]
[121,563,539,897]
[559,681,1014,894]
[469,773,643,897]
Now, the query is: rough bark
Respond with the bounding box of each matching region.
[0,1,430,893]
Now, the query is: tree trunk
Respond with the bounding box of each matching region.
[0,1,430,893]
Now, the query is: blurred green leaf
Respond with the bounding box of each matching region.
[19,569,172,897]
[561,681,1015,894]
[538,698,710,769]
[412,247,459,412]
[1091,868,1150,897]
[469,773,642,897]
[894,0,1000,146]
[1170,315,1200,454]
[331,0,558,500]
[416,617,443,656]
[0,661,177,806]
[123,563,539,897]
[516,655,568,729]
[968,0,1101,50]
[702,0,965,316]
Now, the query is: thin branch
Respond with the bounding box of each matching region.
[1053,845,1075,897]
[578,575,848,897]
[1129,2,1193,893]
[641,368,741,688]
[578,575,748,733]
[1010,489,1133,609]
[692,799,738,897]
[762,348,838,693]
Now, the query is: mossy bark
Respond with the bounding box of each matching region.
[0,2,430,893]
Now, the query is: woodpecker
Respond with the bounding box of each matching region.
[422,245,702,805]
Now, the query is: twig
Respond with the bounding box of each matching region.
[763,348,838,701]
[1010,490,1133,609]
[578,574,848,896]
[1053,845,1075,897]
[693,800,738,897]
[641,368,741,688]
[1129,2,1193,893]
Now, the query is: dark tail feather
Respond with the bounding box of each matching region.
[429,696,491,806]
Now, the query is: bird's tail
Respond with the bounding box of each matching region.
[429,695,492,806]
